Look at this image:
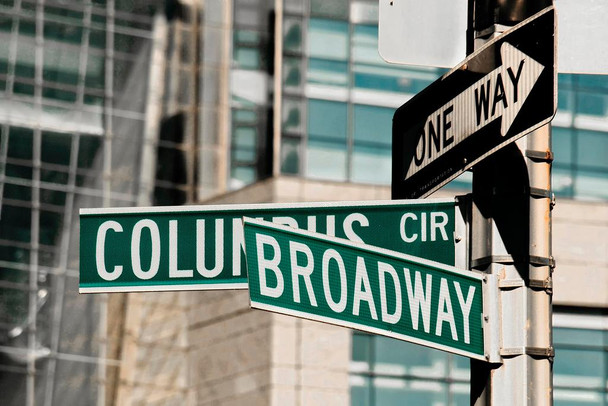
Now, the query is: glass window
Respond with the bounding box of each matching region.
[352,24,380,65]
[554,348,605,388]
[284,18,303,54]
[231,166,256,184]
[39,209,62,245]
[280,136,301,175]
[44,21,83,44]
[234,109,257,124]
[18,18,35,37]
[557,88,574,113]
[374,339,447,377]
[353,104,391,146]
[43,86,77,103]
[576,130,608,171]
[234,47,260,70]
[577,91,607,117]
[311,0,348,19]
[552,167,574,197]
[574,170,608,200]
[13,81,35,96]
[282,98,304,133]
[3,182,32,202]
[306,138,348,180]
[308,19,348,60]
[43,67,79,86]
[15,62,35,79]
[0,204,31,242]
[577,74,608,90]
[308,99,347,141]
[41,131,72,166]
[306,99,348,180]
[7,127,34,160]
[374,378,447,405]
[308,58,348,87]
[553,127,574,166]
[232,126,257,163]
[350,332,468,406]
[352,104,392,184]
[283,56,303,90]
[351,315,608,405]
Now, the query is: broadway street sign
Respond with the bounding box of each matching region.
[392,6,556,199]
[244,218,490,360]
[80,198,465,293]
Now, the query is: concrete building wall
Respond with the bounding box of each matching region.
[552,199,608,307]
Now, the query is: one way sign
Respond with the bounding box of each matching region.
[392,6,556,199]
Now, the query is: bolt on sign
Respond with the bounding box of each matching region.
[392,6,556,199]
[80,199,465,293]
[244,218,489,360]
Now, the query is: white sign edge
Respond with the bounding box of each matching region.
[79,197,458,216]
[79,282,248,294]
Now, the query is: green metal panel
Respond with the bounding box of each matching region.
[244,218,485,360]
[80,199,458,293]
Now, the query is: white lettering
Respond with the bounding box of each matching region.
[421,212,427,242]
[307,216,317,232]
[196,219,224,278]
[322,249,347,313]
[353,257,378,320]
[378,262,402,324]
[404,268,432,333]
[436,278,458,341]
[400,213,418,243]
[454,282,476,344]
[232,218,244,276]
[256,234,284,298]
[431,212,449,241]
[131,219,160,280]
[326,215,336,237]
[343,213,369,243]
[289,241,318,306]
[96,220,123,281]
[169,220,193,278]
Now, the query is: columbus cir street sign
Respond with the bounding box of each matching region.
[392,7,556,199]
[244,218,490,360]
[80,199,464,293]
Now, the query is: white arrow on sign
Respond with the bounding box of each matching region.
[406,43,544,179]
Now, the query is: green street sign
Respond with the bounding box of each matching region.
[244,218,487,360]
[80,198,464,293]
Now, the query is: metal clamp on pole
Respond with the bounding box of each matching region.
[500,346,555,360]
[498,277,553,292]
[529,187,552,199]
[471,255,555,269]
[526,149,554,162]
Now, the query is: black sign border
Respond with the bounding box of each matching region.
[392,6,556,199]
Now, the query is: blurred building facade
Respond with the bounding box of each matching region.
[0,0,605,405]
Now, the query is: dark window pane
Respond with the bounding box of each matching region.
[7,127,34,160]
[3,183,31,201]
[41,131,72,166]
[0,205,31,242]
[77,135,102,169]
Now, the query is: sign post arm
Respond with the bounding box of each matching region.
[469,1,553,405]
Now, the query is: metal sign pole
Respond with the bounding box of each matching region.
[469,1,554,405]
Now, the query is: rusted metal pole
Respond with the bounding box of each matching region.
[469,1,554,404]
